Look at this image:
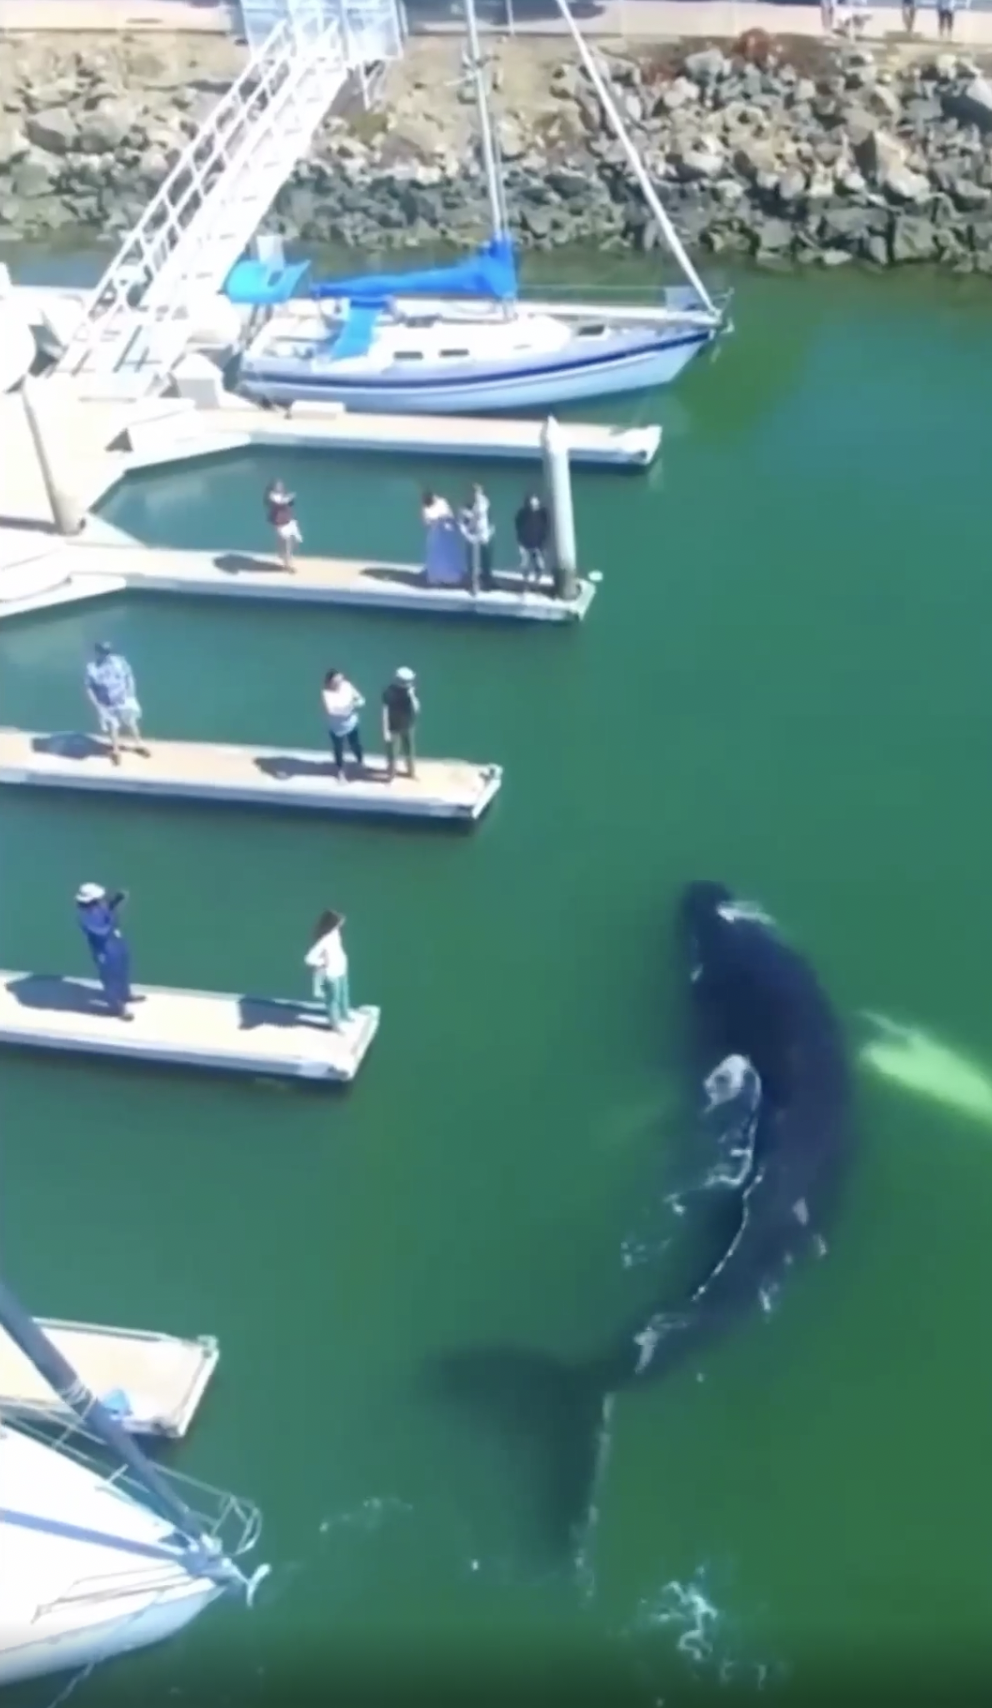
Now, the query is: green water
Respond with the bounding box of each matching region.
[4,265,992,1702]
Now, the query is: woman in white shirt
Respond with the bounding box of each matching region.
[322,668,365,781]
[304,908,352,1030]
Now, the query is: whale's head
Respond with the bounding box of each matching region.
[679,880,777,984]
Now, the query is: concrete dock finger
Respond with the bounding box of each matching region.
[0,972,380,1084]
[0,729,503,823]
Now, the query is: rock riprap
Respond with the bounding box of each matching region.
[3,32,992,271]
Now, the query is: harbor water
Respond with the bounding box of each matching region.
[3,260,992,1701]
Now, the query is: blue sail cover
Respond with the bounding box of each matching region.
[310,236,517,304]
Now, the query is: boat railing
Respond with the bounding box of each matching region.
[9,1412,264,1565]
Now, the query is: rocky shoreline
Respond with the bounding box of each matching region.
[4,32,992,271]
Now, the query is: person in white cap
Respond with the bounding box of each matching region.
[381,667,419,782]
[75,883,133,1020]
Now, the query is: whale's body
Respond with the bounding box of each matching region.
[431,882,854,1552]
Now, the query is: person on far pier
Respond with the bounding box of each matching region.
[421,490,464,587]
[304,909,353,1032]
[265,478,302,572]
[75,882,134,1021]
[514,492,551,593]
[322,667,365,782]
[382,667,419,783]
[458,482,495,593]
[84,640,148,768]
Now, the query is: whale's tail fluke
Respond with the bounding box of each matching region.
[429,1346,610,1556]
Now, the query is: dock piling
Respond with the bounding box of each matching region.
[541,415,578,603]
[20,377,84,538]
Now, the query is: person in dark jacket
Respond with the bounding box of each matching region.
[514,493,550,590]
[75,882,133,1019]
[382,667,419,781]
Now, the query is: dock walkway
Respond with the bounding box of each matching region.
[0,729,503,823]
[71,543,598,625]
[0,972,380,1084]
[2,1318,219,1440]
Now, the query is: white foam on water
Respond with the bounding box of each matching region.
[624,1566,785,1690]
[716,900,777,929]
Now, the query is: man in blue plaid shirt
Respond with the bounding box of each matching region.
[84,641,148,767]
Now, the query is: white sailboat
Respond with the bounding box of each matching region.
[0,264,37,394]
[0,1277,267,1687]
[232,0,730,415]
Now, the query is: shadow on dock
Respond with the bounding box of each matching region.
[254,753,390,785]
[237,996,330,1033]
[31,732,108,762]
[5,974,145,1018]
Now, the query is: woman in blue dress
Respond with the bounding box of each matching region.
[75,882,133,1020]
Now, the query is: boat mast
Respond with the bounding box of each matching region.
[464,0,507,246]
[553,0,719,320]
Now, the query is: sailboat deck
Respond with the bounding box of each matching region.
[0,1319,219,1440]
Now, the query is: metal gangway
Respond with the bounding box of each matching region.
[52,0,404,401]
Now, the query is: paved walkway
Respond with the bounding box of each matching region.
[4,0,992,40]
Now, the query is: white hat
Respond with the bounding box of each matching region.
[395,667,416,683]
[76,882,106,905]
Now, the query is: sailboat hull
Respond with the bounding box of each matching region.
[0,1576,222,1687]
[237,322,715,415]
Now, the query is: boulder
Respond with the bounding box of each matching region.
[948,176,991,211]
[891,214,938,261]
[76,103,133,154]
[0,124,29,167]
[752,215,794,254]
[675,141,725,180]
[659,77,700,113]
[24,107,78,155]
[864,230,890,266]
[683,48,729,86]
[11,154,56,198]
[942,76,992,133]
[881,162,931,204]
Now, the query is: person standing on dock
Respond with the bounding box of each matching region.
[458,482,495,593]
[305,909,352,1031]
[382,667,419,782]
[84,641,148,768]
[75,883,133,1021]
[421,490,464,588]
[322,668,365,781]
[265,479,302,572]
[514,493,551,592]
[937,0,956,37]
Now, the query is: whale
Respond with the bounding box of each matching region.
[430,880,854,1554]
[860,1012,992,1129]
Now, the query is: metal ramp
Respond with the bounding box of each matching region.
[51,0,404,401]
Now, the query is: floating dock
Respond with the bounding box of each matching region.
[0,730,503,823]
[0,972,380,1084]
[72,543,597,625]
[2,1317,219,1440]
[156,397,663,470]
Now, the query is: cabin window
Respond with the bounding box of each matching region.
[439,349,469,360]
[394,350,424,361]
[577,323,607,338]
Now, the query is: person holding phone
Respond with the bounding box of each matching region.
[304,909,352,1031]
[75,882,134,1020]
[321,668,365,781]
[265,479,302,571]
